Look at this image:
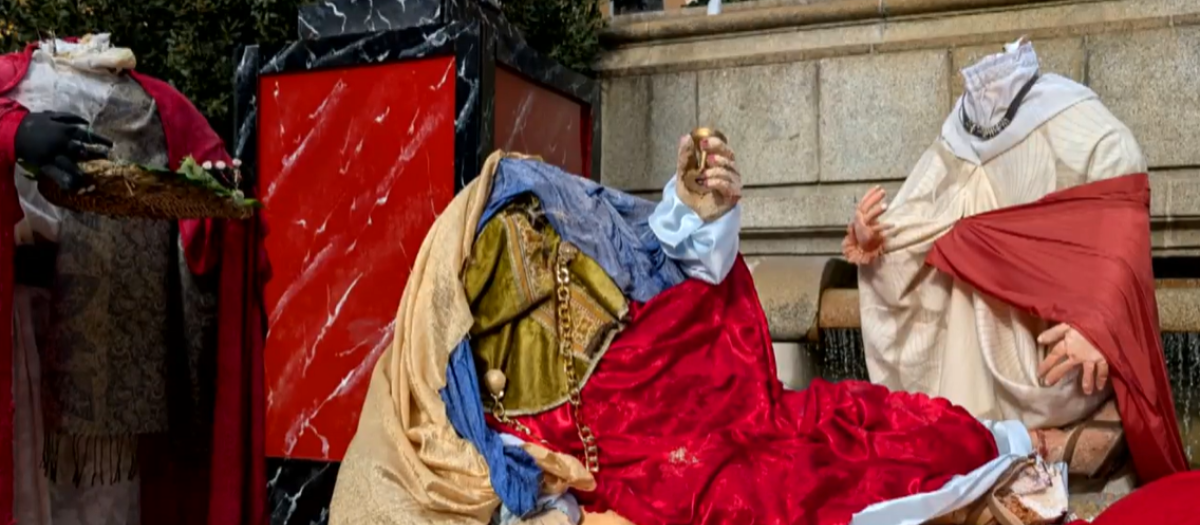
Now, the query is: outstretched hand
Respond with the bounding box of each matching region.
[842,186,891,265]
[14,111,113,192]
[1037,323,1110,395]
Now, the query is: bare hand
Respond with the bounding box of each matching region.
[676,134,742,204]
[842,186,890,264]
[1037,323,1110,395]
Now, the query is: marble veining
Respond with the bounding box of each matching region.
[267,458,340,525]
[453,27,482,189]
[256,53,457,461]
[263,21,474,75]
[480,7,601,178]
[233,46,261,183]
[298,0,444,40]
[493,65,587,175]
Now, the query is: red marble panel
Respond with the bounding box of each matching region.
[258,57,457,461]
[494,66,589,177]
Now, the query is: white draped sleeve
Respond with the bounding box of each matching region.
[649,176,741,285]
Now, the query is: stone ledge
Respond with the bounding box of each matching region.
[596,0,1200,76]
[737,172,1200,229]
[804,283,1200,333]
[747,255,856,340]
[729,172,1200,257]
[602,0,1061,46]
[747,256,825,341]
[817,288,860,329]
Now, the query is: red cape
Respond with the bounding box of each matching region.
[926,173,1187,484]
[0,42,266,525]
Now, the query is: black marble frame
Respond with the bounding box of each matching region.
[235,19,600,191]
[297,0,503,41]
[234,21,484,525]
[289,0,602,183]
[233,20,484,194]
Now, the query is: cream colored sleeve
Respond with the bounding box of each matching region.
[858,141,957,311]
[1085,124,1147,182]
[1043,99,1148,183]
[875,142,958,255]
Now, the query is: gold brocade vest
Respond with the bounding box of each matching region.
[464,197,628,415]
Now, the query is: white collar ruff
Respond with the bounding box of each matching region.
[941,39,1096,165]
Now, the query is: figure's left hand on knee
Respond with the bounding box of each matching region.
[1037,323,1109,395]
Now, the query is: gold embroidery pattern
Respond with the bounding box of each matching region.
[466,198,627,417]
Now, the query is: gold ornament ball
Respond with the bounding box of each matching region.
[485,369,507,396]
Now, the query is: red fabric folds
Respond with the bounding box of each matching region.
[0,97,24,525]
[926,173,1187,484]
[505,259,998,525]
[130,69,269,525]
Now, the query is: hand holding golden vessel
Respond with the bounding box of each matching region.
[674,126,742,221]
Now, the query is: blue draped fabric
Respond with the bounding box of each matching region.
[440,341,542,517]
[481,158,686,303]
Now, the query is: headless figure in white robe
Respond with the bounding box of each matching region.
[845,40,1134,477]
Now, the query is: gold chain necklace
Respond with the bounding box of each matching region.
[487,241,599,473]
[555,242,600,473]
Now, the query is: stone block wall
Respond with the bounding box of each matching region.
[596,1,1200,467]
[598,0,1200,258]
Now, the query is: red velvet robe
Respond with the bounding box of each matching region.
[927,173,1188,484]
[0,42,266,525]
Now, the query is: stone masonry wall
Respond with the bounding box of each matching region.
[597,0,1200,258]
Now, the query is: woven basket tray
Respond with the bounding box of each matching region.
[36,158,259,220]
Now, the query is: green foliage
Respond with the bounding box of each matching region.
[1,0,319,144]
[172,156,260,206]
[0,0,603,144]
[501,0,604,76]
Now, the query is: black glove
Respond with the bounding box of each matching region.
[13,111,114,192]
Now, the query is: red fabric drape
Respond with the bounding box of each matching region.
[0,95,25,525]
[0,42,266,525]
[131,69,268,525]
[926,173,1187,484]
[504,259,998,525]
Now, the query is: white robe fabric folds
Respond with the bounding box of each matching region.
[859,41,1148,429]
